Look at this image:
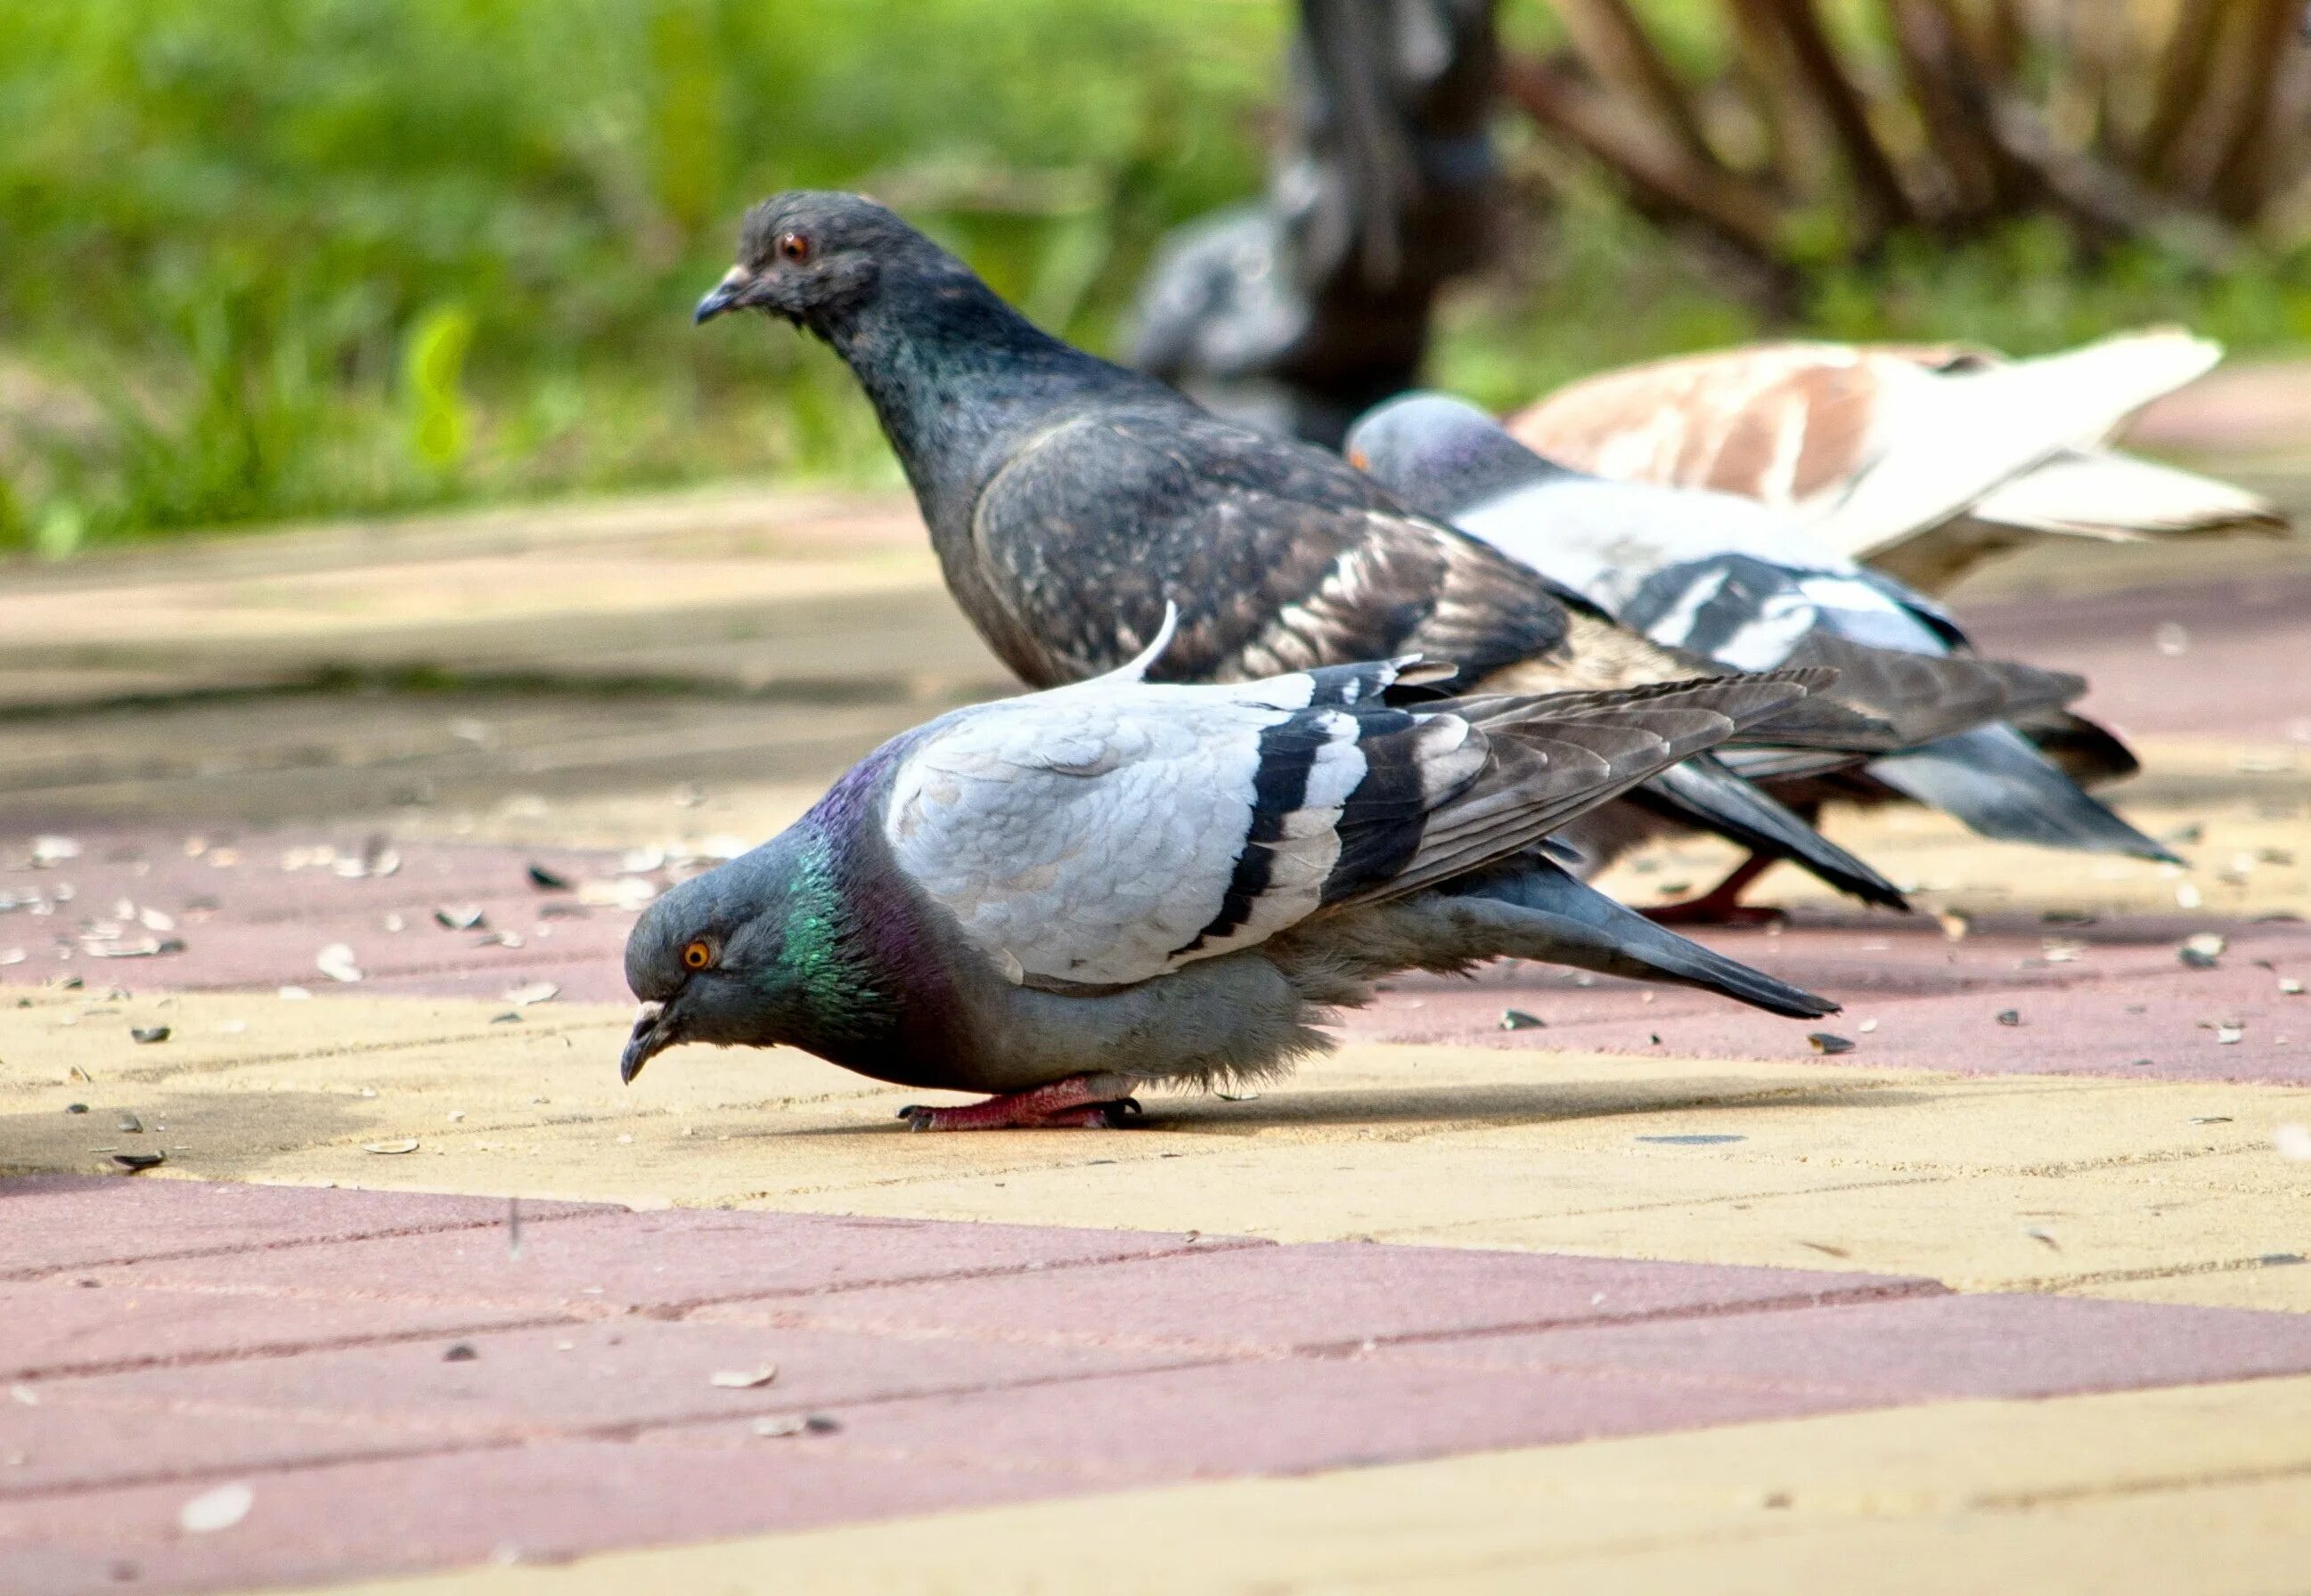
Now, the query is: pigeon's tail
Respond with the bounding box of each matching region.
[1638,755,1910,913]
[1967,448,2289,544]
[1867,724,2180,863]
[1445,861,1836,1019]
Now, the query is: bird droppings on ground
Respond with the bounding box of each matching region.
[177,1483,254,1535]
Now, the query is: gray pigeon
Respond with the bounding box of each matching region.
[694,191,2059,919]
[1345,393,2176,916]
[620,623,1838,1129]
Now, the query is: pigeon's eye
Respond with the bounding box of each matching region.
[682,940,714,972]
[775,232,811,265]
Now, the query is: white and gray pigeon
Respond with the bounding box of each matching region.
[691,191,2081,924]
[1346,393,2177,916]
[619,619,1839,1130]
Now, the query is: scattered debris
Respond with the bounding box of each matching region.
[2152,622,2189,656]
[129,1026,170,1045]
[751,1414,810,1438]
[1795,1241,1850,1259]
[527,863,574,892]
[1214,1087,1260,1102]
[502,981,559,1008]
[30,835,81,867]
[64,1103,87,1115]
[1995,1010,2021,1027]
[2178,932,2227,969]
[177,1484,253,1535]
[1808,1032,1855,1055]
[279,986,313,1000]
[1635,1134,1744,1146]
[0,950,22,967]
[2189,1116,2233,1125]
[1936,911,1970,941]
[2214,1023,2246,1046]
[1499,1009,1545,1031]
[2176,883,2203,910]
[2276,1125,2311,1162]
[434,905,486,932]
[314,944,363,983]
[1858,1019,1879,1035]
[2282,978,2305,997]
[709,1365,778,1389]
[2023,1226,2061,1250]
[110,1152,165,1173]
[2040,940,2085,964]
[116,1114,142,1134]
[442,1343,478,1363]
[362,1140,420,1156]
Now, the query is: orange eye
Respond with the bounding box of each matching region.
[682,940,713,971]
[776,232,811,265]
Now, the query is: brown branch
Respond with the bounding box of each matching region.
[1547,0,1726,178]
[1747,0,1919,230]
[1720,1,1813,194]
[1985,93,2240,269]
[1882,0,2033,220]
[2208,0,2303,221]
[1499,53,1786,262]
[2138,0,2227,183]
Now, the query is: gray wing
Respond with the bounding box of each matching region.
[968,407,1574,688]
[881,652,1831,989]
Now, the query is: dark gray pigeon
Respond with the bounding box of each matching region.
[620,623,1837,1128]
[1345,393,2176,916]
[695,192,2049,918]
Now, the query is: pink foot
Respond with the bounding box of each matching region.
[898,1071,1145,1132]
[1640,850,1787,927]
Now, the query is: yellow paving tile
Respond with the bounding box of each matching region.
[279,1377,2311,1596]
[9,992,2307,1307]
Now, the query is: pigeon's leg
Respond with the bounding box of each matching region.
[899,1072,1144,1132]
[1638,851,1786,927]
[1642,797,1825,926]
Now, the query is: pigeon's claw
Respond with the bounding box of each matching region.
[896,1073,1143,1131]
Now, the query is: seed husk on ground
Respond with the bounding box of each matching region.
[1808,1032,1855,1054]
[129,1026,169,1044]
[362,1139,420,1155]
[1499,1009,1545,1031]
[709,1365,778,1389]
[527,863,574,892]
[110,1152,164,1172]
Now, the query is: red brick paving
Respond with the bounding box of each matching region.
[7,1183,2311,1594]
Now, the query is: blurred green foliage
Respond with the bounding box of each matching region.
[0,0,1278,548]
[0,0,2305,551]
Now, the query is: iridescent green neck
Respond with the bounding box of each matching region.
[765,831,895,1048]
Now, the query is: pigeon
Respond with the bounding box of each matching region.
[1345,393,2177,916]
[620,620,1838,1128]
[694,192,2045,918]
[1502,334,2287,595]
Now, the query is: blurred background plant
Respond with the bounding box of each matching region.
[0,0,2305,551]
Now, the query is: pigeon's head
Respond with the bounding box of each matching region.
[1344,392,1563,517]
[617,826,878,1083]
[694,191,940,330]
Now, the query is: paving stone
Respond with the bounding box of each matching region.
[713,1241,1931,1355]
[729,1356,1865,1487]
[0,1395,452,1500]
[86,1209,1240,1316]
[0,1176,609,1279]
[43,1316,1190,1441]
[0,1279,562,1381]
[0,1434,1053,1596]
[1406,1291,2311,1399]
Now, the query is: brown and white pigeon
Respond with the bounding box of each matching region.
[620,623,1838,1129]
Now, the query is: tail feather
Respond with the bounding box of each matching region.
[1638,755,1909,912]
[1967,448,2290,542]
[1444,861,1836,1019]
[1778,631,2086,745]
[1867,724,2178,862]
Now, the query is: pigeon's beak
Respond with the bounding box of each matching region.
[693,266,755,325]
[619,999,674,1084]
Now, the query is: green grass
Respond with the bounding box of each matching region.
[1,0,2306,553]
